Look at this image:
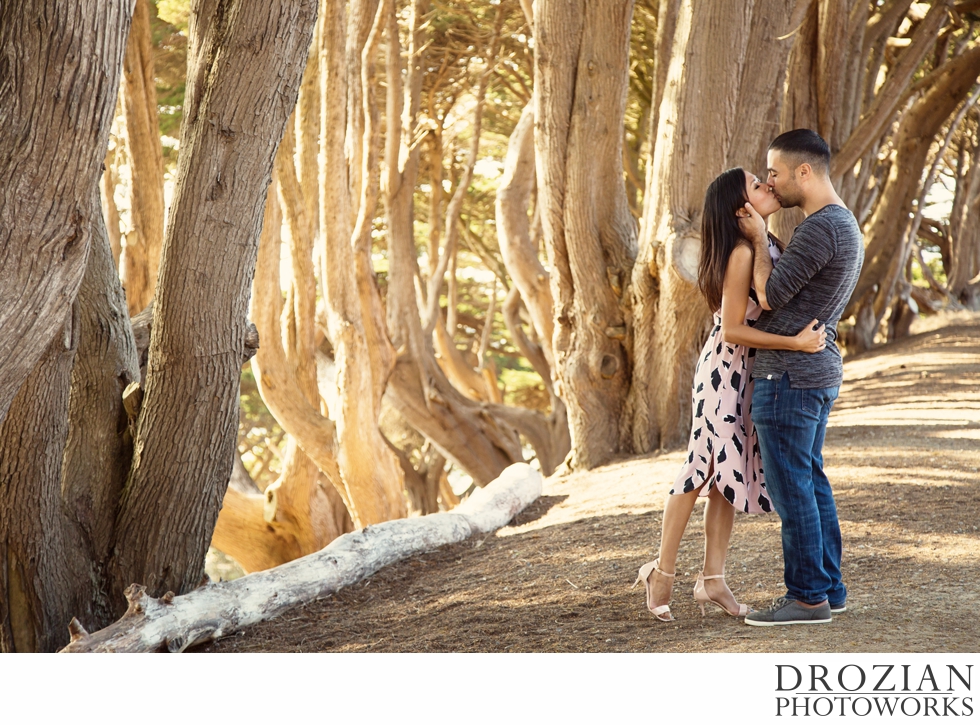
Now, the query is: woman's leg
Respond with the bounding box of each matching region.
[648,488,700,607]
[701,486,740,610]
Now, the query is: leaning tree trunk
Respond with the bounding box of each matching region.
[534,0,638,470]
[119,0,167,315]
[947,122,980,304]
[627,0,798,452]
[846,42,980,352]
[109,0,318,602]
[832,1,949,193]
[0,1,131,426]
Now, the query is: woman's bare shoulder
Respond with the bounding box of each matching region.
[729,242,754,263]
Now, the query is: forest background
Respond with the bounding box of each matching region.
[1,0,980,652]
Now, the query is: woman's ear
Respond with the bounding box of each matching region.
[735,208,748,218]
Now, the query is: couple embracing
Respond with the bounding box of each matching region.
[635,129,864,626]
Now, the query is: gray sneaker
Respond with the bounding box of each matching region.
[830,601,846,614]
[744,596,832,626]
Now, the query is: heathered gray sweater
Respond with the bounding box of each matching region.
[752,204,864,389]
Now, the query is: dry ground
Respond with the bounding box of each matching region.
[199,312,980,653]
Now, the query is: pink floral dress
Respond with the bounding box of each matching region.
[668,238,780,514]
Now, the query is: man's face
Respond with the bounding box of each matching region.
[766,150,804,209]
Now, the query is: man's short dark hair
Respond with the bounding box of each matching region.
[769,129,830,175]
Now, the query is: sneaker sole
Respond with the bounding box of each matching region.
[830,606,846,614]
[744,616,832,627]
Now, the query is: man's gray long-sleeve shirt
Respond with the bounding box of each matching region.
[752,204,864,390]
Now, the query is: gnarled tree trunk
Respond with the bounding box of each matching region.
[213,164,351,571]
[0,0,131,426]
[534,0,638,469]
[627,0,798,452]
[60,191,142,629]
[495,98,571,474]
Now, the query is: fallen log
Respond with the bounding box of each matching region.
[60,463,542,652]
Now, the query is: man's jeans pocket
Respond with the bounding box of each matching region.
[802,386,839,415]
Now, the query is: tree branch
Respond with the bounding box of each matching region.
[62,465,542,652]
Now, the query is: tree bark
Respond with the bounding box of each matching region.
[60,191,142,630]
[815,0,853,152]
[0,0,131,426]
[770,0,864,236]
[534,0,638,469]
[250,181,346,499]
[496,101,556,369]
[297,18,321,236]
[119,0,167,315]
[111,0,318,601]
[627,0,797,452]
[948,122,980,301]
[216,174,351,569]
[832,1,950,183]
[320,0,406,526]
[0,307,88,652]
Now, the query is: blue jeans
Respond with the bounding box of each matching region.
[752,372,845,606]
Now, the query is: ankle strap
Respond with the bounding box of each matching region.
[702,572,725,580]
[656,566,675,578]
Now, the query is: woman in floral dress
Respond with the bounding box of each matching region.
[634,168,827,621]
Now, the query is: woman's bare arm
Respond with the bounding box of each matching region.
[719,244,825,352]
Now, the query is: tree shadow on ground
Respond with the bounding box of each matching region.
[507,494,568,527]
[197,491,980,654]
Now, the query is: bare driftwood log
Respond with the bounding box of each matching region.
[60,463,542,652]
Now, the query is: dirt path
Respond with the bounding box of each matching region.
[199,313,980,653]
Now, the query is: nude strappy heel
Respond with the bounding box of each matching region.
[633,559,675,622]
[693,571,751,617]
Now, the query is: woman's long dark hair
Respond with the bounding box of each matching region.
[699,167,749,312]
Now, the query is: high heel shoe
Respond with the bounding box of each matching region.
[632,559,675,622]
[693,571,750,617]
